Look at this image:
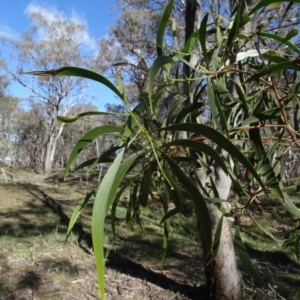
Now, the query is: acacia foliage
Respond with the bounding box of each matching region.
[30,0,300,298]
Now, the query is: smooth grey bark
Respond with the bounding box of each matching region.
[184,1,245,298]
[43,107,65,173]
[43,125,65,173]
[194,153,244,300]
[204,205,244,300]
[200,2,259,298]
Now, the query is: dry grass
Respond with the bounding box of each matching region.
[0,167,300,299]
[0,167,204,299]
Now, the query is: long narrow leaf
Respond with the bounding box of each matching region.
[161,152,212,253]
[234,226,264,286]
[26,66,124,100]
[148,56,174,113]
[249,0,300,16]
[92,148,144,299]
[161,201,195,223]
[227,3,242,50]
[64,126,124,178]
[57,111,128,123]
[73,157,113,172]
[247,60,300,82]
[140,164,153,207]
[207,215,224,265]
[161,123,266,192]
[207,79,222,131]
[164,139,229,176]
[199,14,209,64]
[260,32,300,55]
[156,0,174,55]
[65,190,96,242]
[111,185,128,238]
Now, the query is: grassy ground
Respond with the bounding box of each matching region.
[0,167,300,299]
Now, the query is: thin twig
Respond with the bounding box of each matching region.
[255,41,300,147]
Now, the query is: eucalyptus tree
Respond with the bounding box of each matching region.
[0,75,19,164]
[2,7,93,173]
[28,0,300,299]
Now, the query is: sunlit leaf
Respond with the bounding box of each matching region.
[156,0,174,55]
[260,32,300,54]
[148,56,174,113]
[225,49,269,66]
[249,0,300,15]
[26,66,124,100]
[92,149,144,299]
[64,126,124,179]
[57,110,128,123]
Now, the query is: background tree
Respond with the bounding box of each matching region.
[1,7,93,173]
[0,75,19,165]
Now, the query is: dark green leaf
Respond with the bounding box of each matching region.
[161,152,212,253]
[207,215,224,265]
[65,190,95,242]
[247,60,300,82]
[227,3,242,50]
[199,14,209,64]
[235,226,264,286]
[140,164,153,207]
[164,139,229,176]
[161,201,195,223]
[111,185,128,238]
[161,123,266,192]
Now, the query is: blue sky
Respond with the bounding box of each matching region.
[0,0,120,110]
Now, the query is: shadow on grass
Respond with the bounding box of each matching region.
[3,181,299,299]
[247,245,300,276]
[0,182,207,299]
[242,244,300,299]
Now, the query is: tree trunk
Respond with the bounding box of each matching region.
[184,2,244,298]
[204,205,244,300]
[44,121,65,173]
[194,152,243,299]
[44,135,54,173]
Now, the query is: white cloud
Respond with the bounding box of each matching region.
[24,2,97,51]
[0,25,18,40]
[25,2,58,23]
